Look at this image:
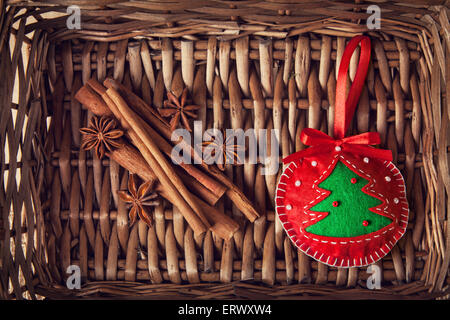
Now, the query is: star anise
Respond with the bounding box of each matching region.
[80,116,124,159]
[159,87,200,132]
[200,129,245,171]
[117,174,159,227]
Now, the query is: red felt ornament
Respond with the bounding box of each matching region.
[276,35,409,268]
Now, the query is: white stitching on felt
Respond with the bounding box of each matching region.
[274,151,409,268]
[302,155,338,215]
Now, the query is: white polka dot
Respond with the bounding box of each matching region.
[335,146,342,151]
[295,180,301,187]
[363,157,369,163]
[385,176,391,182]
[394,198,399,204]
[286,204,292,210]
[311,161,317,167]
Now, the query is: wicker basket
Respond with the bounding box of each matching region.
[1,0,449,300]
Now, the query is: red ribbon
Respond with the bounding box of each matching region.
[283,36,392,165]
[283,128,392,164]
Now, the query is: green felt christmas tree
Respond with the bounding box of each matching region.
[306,161,393,237]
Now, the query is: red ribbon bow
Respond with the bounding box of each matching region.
[283,128,392,164]
[283,35,392,165]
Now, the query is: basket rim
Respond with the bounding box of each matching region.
[0,0,449,300]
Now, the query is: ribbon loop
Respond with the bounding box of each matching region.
[334,35,371,140]
[283,36,392,165]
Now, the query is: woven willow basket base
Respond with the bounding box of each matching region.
[0,1,449,299]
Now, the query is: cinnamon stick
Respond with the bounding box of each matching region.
[175,166,220,206]
[76,85,238,239]
[78,83,209,236]
[109,145,238,240]
[103,78,227,201]
[75,85,112,116]
[103,78,259,222]
[108,144,155,183]
[105,87,211,232]
[111,139,208,236]
[75,84,221,205]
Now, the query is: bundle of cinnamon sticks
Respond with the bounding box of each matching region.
[75,77,259,240]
